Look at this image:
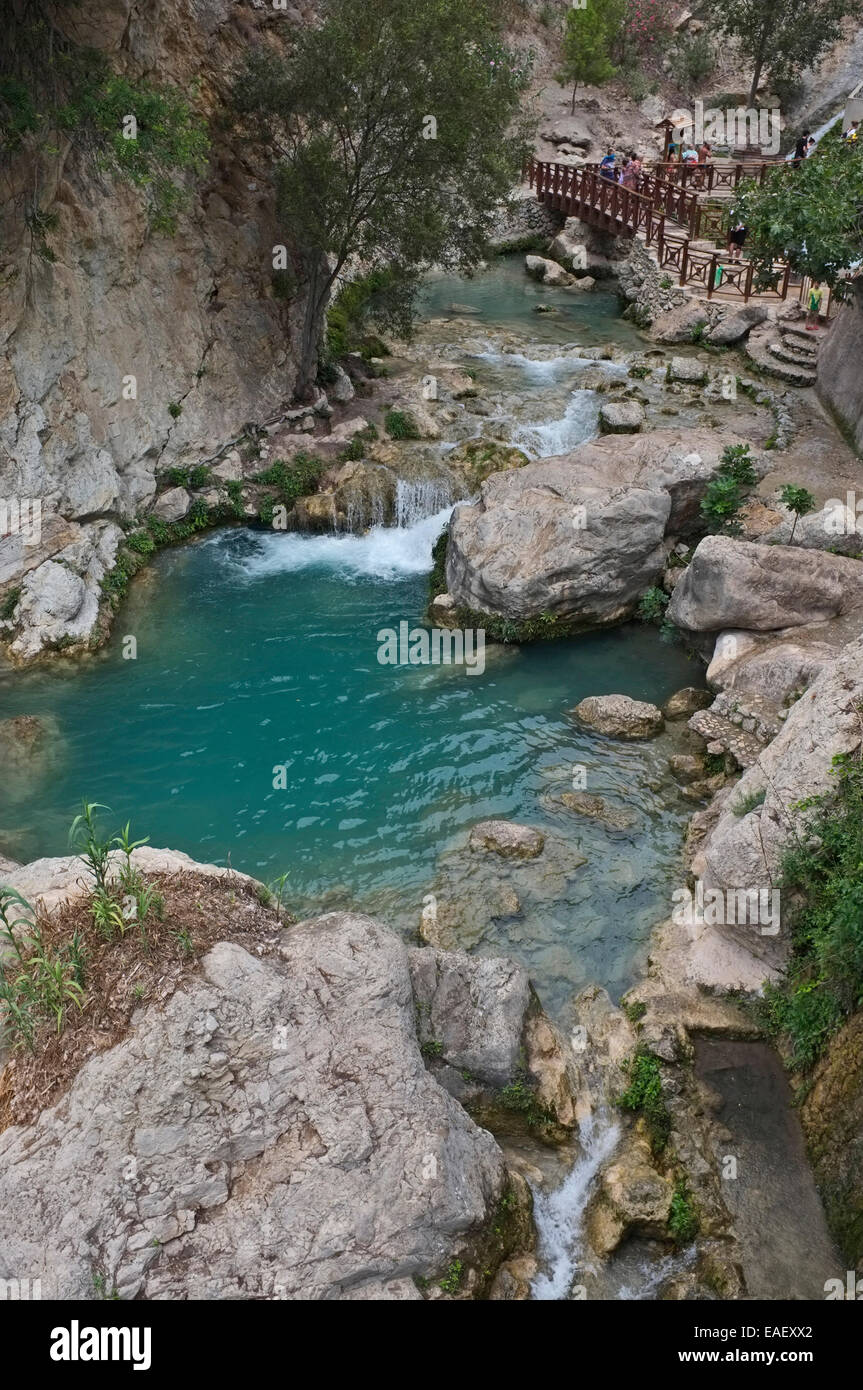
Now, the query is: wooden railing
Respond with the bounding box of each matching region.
[654,232,792,301]
[526,159,667,246]
[526,157,795,303]
[652,161,780,190]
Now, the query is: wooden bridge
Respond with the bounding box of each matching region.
[525,157,796,304]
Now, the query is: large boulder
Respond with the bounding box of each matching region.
[571,694,664,740]
[468,820,545,859]
[669,536,863,634]
[408,949,530,1088]
[525,255,574,287]
[765,501,863,557]
[4,522,124,662]
[445,431,747,624]
[153,486,191,523]
[692,637,863,967]
[705,304,769,345]
[650,302,710,344]
[0,908,523,1299]
[599,400,644,434]
[668,356,708,385]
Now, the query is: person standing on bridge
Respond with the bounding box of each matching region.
[727,218,747,263]
[599,148,616,180]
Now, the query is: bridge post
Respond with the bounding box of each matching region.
[679,240,689,287]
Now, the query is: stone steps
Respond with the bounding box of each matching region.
[745,326,817,386]
[688,709,765,769]
[782,325,823,351]
[769,338,819,367]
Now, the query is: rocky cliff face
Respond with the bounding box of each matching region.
[818,285,863,456]
[0,850,548,1300]
[0,1,314,640]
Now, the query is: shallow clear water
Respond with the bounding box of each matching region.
[419,257,646,349]
[1,509,701,1016]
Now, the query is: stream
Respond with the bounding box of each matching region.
[3,253,825,1302]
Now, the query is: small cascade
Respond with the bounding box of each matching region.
[344,493,386,534]
[530,1111,621,1300]
[511,389,601,460]
[394,478,454,528]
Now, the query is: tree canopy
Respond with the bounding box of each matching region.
[732,136,863,286]
[559,1,622,114]
[705,0,863,106]
[234,0,533,399]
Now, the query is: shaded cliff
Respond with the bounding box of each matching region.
[818,284,863,456]
[0,1,313,546]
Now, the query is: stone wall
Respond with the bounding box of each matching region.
[817,284,863,456]
[0,2,313,545]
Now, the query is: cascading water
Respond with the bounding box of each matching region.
[510,389,601,460]
[531,1112,621,1300]
[394,478,454,528]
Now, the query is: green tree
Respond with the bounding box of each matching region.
[234,0,532,400]
[779,484,817,542]
[705,0,863,107]
[560,1,622,114]
[732,136,863,286]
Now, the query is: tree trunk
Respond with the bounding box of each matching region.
[748,31,768,108]
[570,81,577,116]
[294,259,328,403]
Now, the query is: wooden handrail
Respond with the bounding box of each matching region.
[526,156,795,303]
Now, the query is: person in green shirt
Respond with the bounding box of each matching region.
[806,282,824,330]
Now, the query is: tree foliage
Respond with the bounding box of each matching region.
[559,1,621,113]
[234,0,533,398]
[705,0,863,106]
[732,137,863,286]
[1,5,209,243]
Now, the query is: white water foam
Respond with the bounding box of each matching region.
[224,492,453,582]
[531,1112,621,1301]
[474,350,577,382]
[511,389,601,459]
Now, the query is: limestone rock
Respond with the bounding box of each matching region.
[651,303,710,344]
[524,255,574,288]
[0,912,515,1300]
[153,487,191,523]
[705,304,768,345]
[4,522,122,662]
[445,430,746,625]
[328,364,355,404]
[554,791,637,830]
[693,636,863,967]
[765,502,863,556]
[468,820,545,859]
[585,1130,674,1258]
[663,687,712,719]
[668,356,708,385]
[571,694,664,740]
[444,439,530,492]
[599,400,644,434]
[669,536,863,634]
[409,948,530,1087]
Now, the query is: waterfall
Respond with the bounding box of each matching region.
[394,478,453,528]
[344,493,385,534]
[530,1111,621,1301]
